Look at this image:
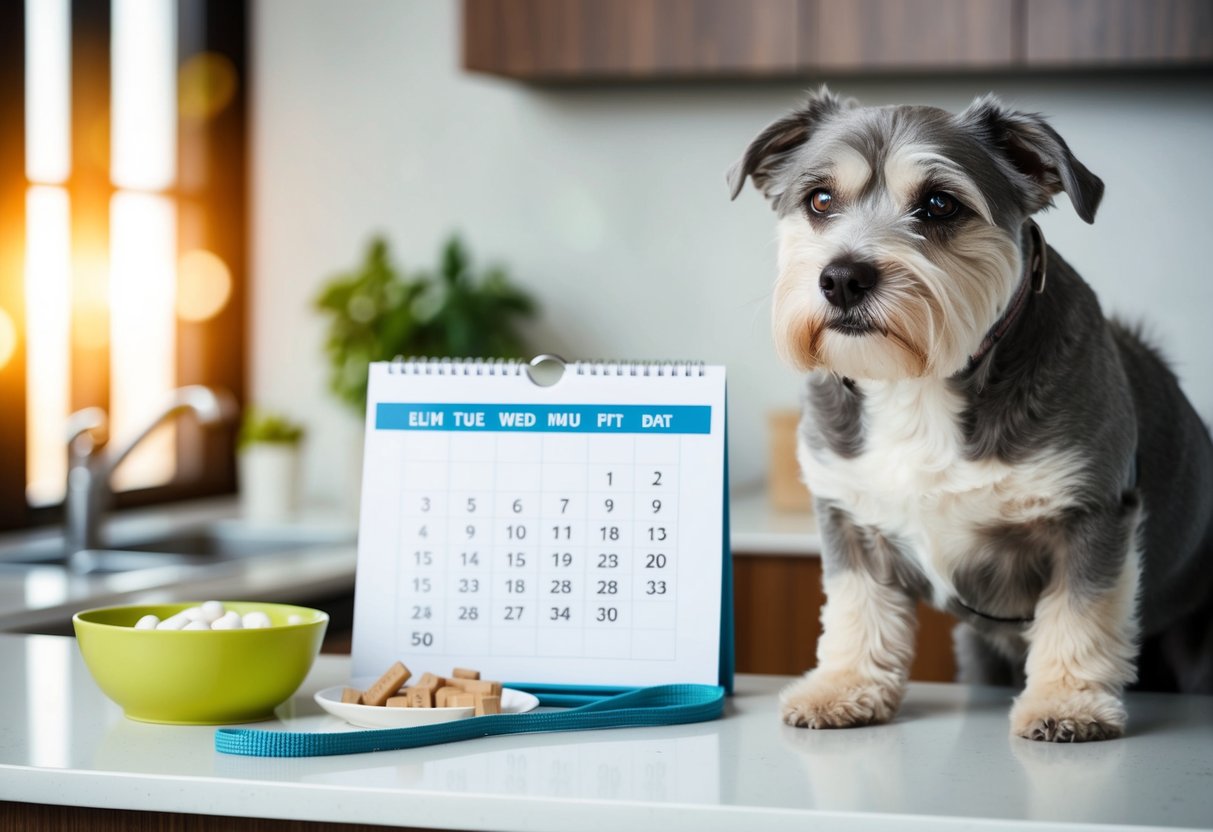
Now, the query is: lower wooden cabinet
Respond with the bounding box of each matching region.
[733,554,958,682]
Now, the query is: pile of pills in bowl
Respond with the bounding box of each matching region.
[133,601,305,631]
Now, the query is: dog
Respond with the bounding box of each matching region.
[727,88,1213,742]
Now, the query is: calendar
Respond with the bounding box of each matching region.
[350,358,731,689]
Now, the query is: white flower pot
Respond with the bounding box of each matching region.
[238,443,301,524]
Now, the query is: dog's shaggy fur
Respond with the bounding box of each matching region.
[729,89,1213,742]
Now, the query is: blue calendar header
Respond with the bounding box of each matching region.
[376,403,711,434]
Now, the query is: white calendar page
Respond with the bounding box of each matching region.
[350,360,727,687]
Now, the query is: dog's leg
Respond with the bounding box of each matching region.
[1010,506,1142,742]
[781,508,918,728]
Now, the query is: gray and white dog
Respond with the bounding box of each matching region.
[728,88,1213,742]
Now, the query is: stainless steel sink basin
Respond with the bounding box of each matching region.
[0,521,353,575]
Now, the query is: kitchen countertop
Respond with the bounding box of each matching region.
[1,634,1210,831]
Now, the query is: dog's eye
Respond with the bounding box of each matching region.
[807,189,833,215]
[922,192,959,220]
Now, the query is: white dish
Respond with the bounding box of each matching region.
[314,681,538,729]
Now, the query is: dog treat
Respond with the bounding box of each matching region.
[348,663,504,712]
[128,602,308,630]
[449,692,475,708]
[408,686,433,708]
[434,685,462,708]
[475,695,501,716]
[363,661,413,707]
[416,672,442,689]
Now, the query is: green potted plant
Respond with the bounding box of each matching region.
[314,235,538,414]
[237,407,305,523]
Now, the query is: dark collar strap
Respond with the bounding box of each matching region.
[957,598,1034,625]
[964,219,1047,372]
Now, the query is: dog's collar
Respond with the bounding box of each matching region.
[963,219,1048,372]
[956,599,1034,626]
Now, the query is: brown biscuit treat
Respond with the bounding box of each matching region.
[450,678,501,697]
[363,661,413,707]
[434,686,462,707]
[408,687,433,708]
[475,695,501,716]
[449,692,475,708]
[386,695,411,708]
[451,667,480,680]
[416,672,442,690]
[341,687,363,705]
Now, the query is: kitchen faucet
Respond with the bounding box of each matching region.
[64,385,237,559]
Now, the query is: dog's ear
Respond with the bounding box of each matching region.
[960,95,1104,224]
[727,87,848,203]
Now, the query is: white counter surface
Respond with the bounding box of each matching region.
[1,634,1210,831]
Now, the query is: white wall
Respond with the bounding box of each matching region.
[252,0,1213,503]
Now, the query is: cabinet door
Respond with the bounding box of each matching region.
[463,0,801,79]
[1026,0,1213,66]
[799,0,1017,71]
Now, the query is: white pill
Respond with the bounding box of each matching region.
[182,606,208,622]
[211,611,243,630]
[183,620,210,630]
[200,600,226,623]
[286,614,303,626]
[156,614,188,630]
[134,614,160,630]
[242,611,272,629]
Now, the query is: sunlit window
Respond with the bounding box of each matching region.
[7,0,245,522]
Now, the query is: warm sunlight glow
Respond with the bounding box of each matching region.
[25,187,72,506]
[111,0,176,190]
[24,0,71,184]
[178,52,238,122]
[177,249,232,322]
[0,308,16,372]
[110,192,177,491]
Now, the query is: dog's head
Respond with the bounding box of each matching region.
[728,88,1103,380]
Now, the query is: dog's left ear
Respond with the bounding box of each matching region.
[726,87,848,203]
[960,96,1104,224]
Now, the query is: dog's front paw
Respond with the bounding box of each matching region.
[1011,685,1126,742]
[780,670,902,729]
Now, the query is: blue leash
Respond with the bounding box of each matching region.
[214,683,726,757]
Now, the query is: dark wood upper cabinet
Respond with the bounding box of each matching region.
[1025,0,1213,66]
[801,0,1016,71]
[463,0,801,79]
[463,0,1213,80]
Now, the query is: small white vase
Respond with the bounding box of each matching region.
[238,443,301,524]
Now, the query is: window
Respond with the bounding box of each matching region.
[0,0,247,531]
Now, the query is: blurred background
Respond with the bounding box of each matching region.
[0,0,1210,529]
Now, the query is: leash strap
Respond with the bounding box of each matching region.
[214,683,726,758]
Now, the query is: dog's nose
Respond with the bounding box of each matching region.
[819,261,879,311]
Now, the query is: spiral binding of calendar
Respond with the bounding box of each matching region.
[573,359,705,377]
[388,357,525,376]
[388,356,705,378]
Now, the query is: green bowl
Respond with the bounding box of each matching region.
[73,601,328,725]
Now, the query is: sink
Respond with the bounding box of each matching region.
[0,521,354,575]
